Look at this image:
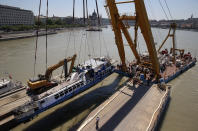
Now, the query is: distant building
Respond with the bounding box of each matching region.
[0,4,34,26]
[89,10,97,20]
[89,10,100,26]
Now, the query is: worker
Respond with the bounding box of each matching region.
[162,49,168,55]
[96,116,100,130]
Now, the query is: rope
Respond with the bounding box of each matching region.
[33,0,42,78]
[45,0,49,70]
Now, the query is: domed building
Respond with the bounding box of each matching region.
[89,10,97,20]
[89,10,100,26]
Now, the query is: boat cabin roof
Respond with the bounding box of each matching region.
[0,79,10,87]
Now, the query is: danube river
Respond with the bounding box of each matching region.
[0,27,198,131]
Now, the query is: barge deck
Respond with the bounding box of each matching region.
[78,83,170,131]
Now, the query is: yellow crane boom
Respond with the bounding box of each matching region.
[158,23,177,64]
[105,0,140,71]
[28,54,77,90]
[45,54,77,80]
[105,0,160,76]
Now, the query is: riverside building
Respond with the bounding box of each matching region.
[0,4,34,26]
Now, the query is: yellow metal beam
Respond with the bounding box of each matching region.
[157,28,171,53]
[119,21,140,63]
[119,15,136,20]
[157,23,177,64]
[106,0,127,71]
[115,1,134,5]
[104,1,134,7]
[135,0,160,76]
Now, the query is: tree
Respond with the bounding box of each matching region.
[55,19,62,25]
[46,19,54,25]
[35,21,43,26]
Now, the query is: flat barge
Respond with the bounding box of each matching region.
[78,84,170,131]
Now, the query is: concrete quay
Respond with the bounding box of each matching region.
[0,31,57,41]
[78,82,170,131]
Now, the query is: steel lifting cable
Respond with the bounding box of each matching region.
[45,0,49,70]
[34,0,42,78]
[146,0,159,42]
[78,31,84,64]
[87,32,95,58]
[147,0,163,45]
[83,0,86,24]
[73,0,75,23]
[158,0,169,20]
[101,33,109,57]
[85,32,92,65]
[95,0,101,26]
[164,0,173,20]
[61,31,72,77]
[86,0,89,20]
[98,32,102,57]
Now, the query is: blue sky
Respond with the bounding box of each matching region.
[0,0,198,20]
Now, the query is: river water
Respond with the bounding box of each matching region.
[0,27,198,131]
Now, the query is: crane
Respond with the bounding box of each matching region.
[105,0,160,77]
[157,23,185,64]
[157,23,178,64]
[28,54,77,90]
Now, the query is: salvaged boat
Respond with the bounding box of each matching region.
[13,56,115,121]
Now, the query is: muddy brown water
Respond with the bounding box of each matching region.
[0,27,198,131]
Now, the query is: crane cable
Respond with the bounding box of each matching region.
[78,31,84,64]
[147,0,165,47]
[164,0,173,20]
[158,0,169,20]
[102,33,110,57]
[95,0,101,26]
[73,0,75,23]
[45,0,49,70]
[33,0,42,78]
[146,0,160,44]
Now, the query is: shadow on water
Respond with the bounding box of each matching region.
[6,75,129,131]
[99,83,152,131]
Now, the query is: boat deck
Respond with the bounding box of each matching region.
[161,64,177,80]
[0,90,30,125]
[78,82,170,131]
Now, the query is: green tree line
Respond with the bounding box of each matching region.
[0,18,85,32]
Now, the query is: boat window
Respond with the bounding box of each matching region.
[68,87,72,92]
[54,94,59,99]
[40,100,45,104]
[77,83,81,88]
[60,91,64,96]
[64,89,68,94]
[72,86,75,90]
[0,85,6,89]
[0,86,3,89]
